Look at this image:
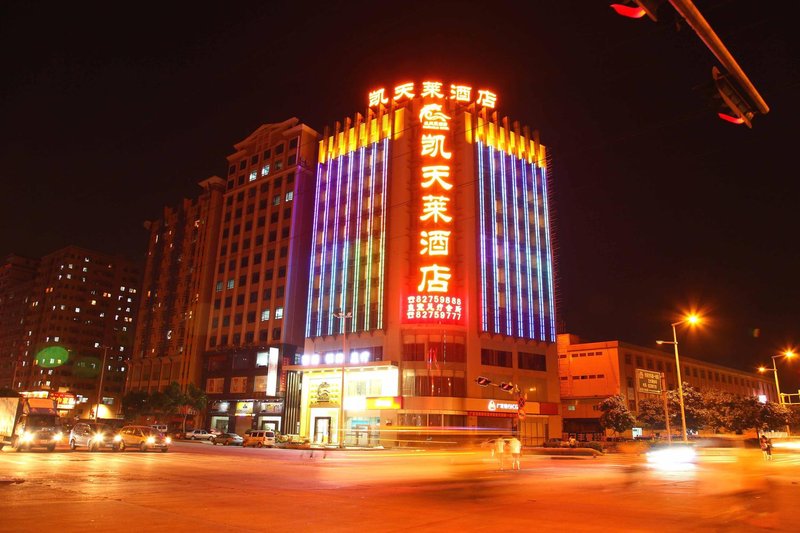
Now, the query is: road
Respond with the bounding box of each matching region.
[1,442,798,532]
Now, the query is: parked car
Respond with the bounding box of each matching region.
[184,429,214,440]
[243,430,276,448]
[212,433,243,446]
[69,422,121,451]
[116,425,171,452]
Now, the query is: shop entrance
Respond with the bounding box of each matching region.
[314,417,331,444]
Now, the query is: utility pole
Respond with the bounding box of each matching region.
[95,346,110,422]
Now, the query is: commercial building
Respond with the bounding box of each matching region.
[557,333,778,439]
[18,245,140,419]
[0,254,39,389]
[290,80,560,446]
[128,176,225,395]
[203,118,319,436]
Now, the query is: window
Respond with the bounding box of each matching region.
[206,378,224,394]
[275,307,284,319]
[247,311,256,323]
[289,138,298,149]
[272,328,281,340]
[285,191,294,202]
[261,164,271,176]
[215,281,223,292]
[274,160,283,171]
[273,195,281,206]
[518,352,546,371]
[236,295,244,306]
[626,377,634,387]
[261,309,271,321]
[480,349,512,367]
[239,160,246,170]
[288,154,296,165]
[229,165,236,175]
[230,376,248,393]
[249,171,257,182]
[635,356,643,367]
[263,148,271,159]
[624,353,632,364]
[275,143,284,155]
[227,279,234,289]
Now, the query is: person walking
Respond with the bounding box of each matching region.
[494,436,507,471]
[509,436,522,470]
[759,435,773,461]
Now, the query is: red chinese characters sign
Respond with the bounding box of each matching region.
[368,81,498,325]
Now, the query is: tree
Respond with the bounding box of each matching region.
[121,390,149,420]
[666,383,706,431]
[702,389,740,433]
[178,383,207,433]
[636,396,666,429]
[754,402,792,432]
[598,395,636,436]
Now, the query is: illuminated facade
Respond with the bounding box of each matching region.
[294,81,559,446]
[203,118,319,436]
[557,333,778,439]
[127,176,225,396]
[0,254,38,390]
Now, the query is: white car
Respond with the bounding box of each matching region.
[184,429,214,440]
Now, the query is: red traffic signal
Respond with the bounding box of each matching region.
[610,1,662,21]
[712,66,754,128]
[499,382,514,392]
[476,377,491,387]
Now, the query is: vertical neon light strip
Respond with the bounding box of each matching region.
[317,160,333,336]
[488,146,500,333]
[477,142,488,331]
[352,146,365,329]
[365,142,377,330]
[510,156,523,337]
[499,152,512,336]
[328,156,343,335]
[541,166,556,340]
[520,161,535,338]
[531,162,545,340]
[306,162,323,338]
[339,151,354,333]
[377,136,389,329]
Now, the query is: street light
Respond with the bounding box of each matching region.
[656,314,702,443]
[333,311,351,448]
[758,350,796,405]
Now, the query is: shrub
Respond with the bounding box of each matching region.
[583,441,604,453]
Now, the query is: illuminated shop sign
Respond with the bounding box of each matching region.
[369,80,498,326]
[300,351,372,366]
[365,396,402,410]
[487,399,518,412]
[49,392,76,410]
[235,401,254,416]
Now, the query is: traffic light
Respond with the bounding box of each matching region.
[475,376,491,387]
[712,66,755,128]
[610,0,663,21]
[499,382,514,392]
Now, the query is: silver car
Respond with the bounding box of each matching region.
[68,422,121,451]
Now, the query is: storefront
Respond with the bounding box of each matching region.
[208,398,285,435]
[287,362,400,447]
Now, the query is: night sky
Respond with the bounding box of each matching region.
[2,2,798,386]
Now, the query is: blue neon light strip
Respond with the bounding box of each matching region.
[541,166,556,340]
[306,162,324,338]
[531,162,545,340]
[510,156,524,337]
[327,156,343,335]
[488,146,499,333]
[477,142,488,331]
[352,146,365,329]
[317,160,333,336]
[340,151,354,332]
[520,161,535,338]
[377,137,388,329]
[499,151,512,336]
[365,142,377,330]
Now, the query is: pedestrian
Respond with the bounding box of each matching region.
[494,436,507,471]
[509,436,522,470]
[759,435,772,461]
[568,436,577,448]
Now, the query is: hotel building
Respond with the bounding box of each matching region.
[557,333,779,439]
[19,245,140,419]
[203,118,319,436]
[127,176,225,395]
[290,81,560,446]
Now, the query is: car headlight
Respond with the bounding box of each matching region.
[146,436,155,444]
[113,434,122,442]
[92,433,105,442]
[21,431,33,443]
[165,437,172,444]
[53,432,64,442]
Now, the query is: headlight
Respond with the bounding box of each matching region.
[113,434,122,442]
[92,433,105,442]
[53,432,64,442]
[146,436,155,444]
[165,437,172,444]
[21,432,33,443]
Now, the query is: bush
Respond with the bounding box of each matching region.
[582,441,604,453]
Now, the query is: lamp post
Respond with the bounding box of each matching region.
[333,311,351,448]
[95,345,111,422]
[759,350,796,404]
[656,314,701,443]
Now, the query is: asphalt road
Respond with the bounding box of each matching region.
[1,441,798,532]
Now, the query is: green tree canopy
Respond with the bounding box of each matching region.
[598,395,636,435]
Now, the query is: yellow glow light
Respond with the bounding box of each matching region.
[784,350,796,359]
[758,366,768,373]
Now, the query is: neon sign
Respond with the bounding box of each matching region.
[367,82,497,109]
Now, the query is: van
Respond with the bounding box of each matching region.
[151,424,169,434]
[243,430,276,448]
